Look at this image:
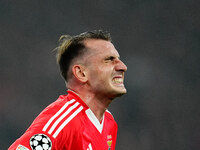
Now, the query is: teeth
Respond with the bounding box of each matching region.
[113,78,123,84]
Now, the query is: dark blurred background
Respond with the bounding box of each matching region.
[1,0,200,149]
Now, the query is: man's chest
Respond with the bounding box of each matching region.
[59,110,117,150]
[80,115,116,150]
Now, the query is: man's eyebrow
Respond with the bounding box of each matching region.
[104,55,121,60]
[105,56,115,59]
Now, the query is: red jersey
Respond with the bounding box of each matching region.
[9,91,118,150]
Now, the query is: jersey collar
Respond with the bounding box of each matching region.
[67,90,105,133]
[67,90,89,109]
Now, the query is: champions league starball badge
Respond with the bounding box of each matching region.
[30,134,52,150]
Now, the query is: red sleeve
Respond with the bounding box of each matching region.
[8,95,84,150]
[8,98,63,150]
[8,130,55,150]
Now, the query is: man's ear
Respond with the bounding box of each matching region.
[72,64,88,83]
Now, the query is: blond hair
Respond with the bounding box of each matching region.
[56,30,111,81]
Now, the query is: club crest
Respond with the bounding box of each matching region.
[107,135,112,150]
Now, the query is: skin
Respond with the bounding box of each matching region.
[67,39,127,122]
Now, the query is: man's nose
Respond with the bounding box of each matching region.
[115,59,127,72]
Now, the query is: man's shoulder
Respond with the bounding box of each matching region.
[31,95,70,123]
[103,110,118,131]
[8,94,85,150]
[41,94,73,114]
[105,110,116,122]
[28,94,84,134]
[39,94,85,137]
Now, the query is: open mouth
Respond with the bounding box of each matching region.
[112,77,124,85]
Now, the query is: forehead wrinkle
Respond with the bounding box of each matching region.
[81,39,120,64]
[84,39,119,55]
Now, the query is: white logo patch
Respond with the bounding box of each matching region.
[30,134,52,150]
[16,144,29,150]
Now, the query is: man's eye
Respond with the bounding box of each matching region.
[105,56,115,61]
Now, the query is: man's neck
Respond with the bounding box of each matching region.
[68,88,111,122]
[85,95,112,122]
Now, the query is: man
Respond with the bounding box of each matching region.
[9,30,127,150]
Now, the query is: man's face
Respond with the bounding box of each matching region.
[83,39,127,99]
